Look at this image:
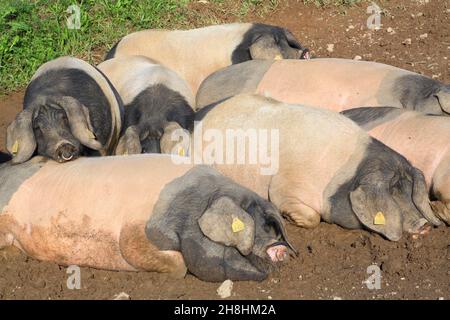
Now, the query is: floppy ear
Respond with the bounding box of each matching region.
[198,196,255,256]
[262,204,297,254]
[350,185,403,241]
[6,108,37,164]
[283,28,302,49]
[49,96,102,150]
[435,88,450,114]
[160,122,190,156]
[412,168,442,226]
[249,34,283,60]
[115,126,142,155]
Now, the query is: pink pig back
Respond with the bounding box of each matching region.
[368,113,450,187]
[256,59,406,111]
[2,154,192,270]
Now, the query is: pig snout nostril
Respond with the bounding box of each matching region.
[57,144,76,162]
[266,243,289,263]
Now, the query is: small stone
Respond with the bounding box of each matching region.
[419,33,428,39]
[353,55,362,61]
[403,38,412,45]
[438,297,444,300]
[333,296,342,300]
[31,279,46,289]
[387,27,394,33]
[217,280,233,299]
[268,296,273,300]
[326,44,334,53]
[416,12,424,17]
[113,292,130,300]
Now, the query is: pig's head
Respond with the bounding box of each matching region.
[195,196,294,280]
[238,25,310,63]
[394,74,450,115]
[146,167,295,282]
[348,140,441,241]
[116,122,189,156]
[7,95,102,164]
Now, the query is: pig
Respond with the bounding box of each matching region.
[6,56,123,164]
[190,94,442,241]
[196,58,450,114]
[342,107,450,225]
[104,23,310,94]
[0,154,293,282]
[97,56,195,155]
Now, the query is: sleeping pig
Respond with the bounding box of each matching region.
[196,58,450,114]
[0,154,293,282]
[97,56,195,155]
[6,56,123,164]
[190,94,441,241]
[104,23,310,94]
[342,107,450,225]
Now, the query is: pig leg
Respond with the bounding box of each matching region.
[269,181,321,228]
[119,223,187,278]
[430,201,450,225]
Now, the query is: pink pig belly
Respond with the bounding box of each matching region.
[2,155,192,270]
[256,60,386,111]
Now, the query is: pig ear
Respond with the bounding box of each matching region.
[262,204,297,254]
[6,108,37,164]
[249,34,283,60]
[50,96,102,151]
[115,126,142,155]
[198,196,255,256]
[282,29,310,60]
[160,122,190,156]
[411,168,442,226]
[349,185,403,241]
[435,89,450,114]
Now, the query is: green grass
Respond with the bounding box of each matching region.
[0,0,191,94]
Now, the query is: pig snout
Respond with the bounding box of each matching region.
[266,241,289,262]
[55,142,79,162]
[408,218,432,239]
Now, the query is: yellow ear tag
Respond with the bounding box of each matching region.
[374,212,386,225]
[274,54,283,60]
[178,147,185,157]
[11,140,19,155]
[232,217,245,233]
[86,129,96,139]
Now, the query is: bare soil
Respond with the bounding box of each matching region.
[0,0,449,300]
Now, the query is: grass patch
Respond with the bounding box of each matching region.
[0,0,277,94]
[0,0,191,94]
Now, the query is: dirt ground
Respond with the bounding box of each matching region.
[0,0,449,300]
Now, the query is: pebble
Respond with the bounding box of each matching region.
[403,38,412,45]
[327,44,334,53]
[113,292,130,300]
[353,55,362,61]
[419,33,428,39]
[217,280,233,299]
[387,27,394,34]
[333,296,342,300]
